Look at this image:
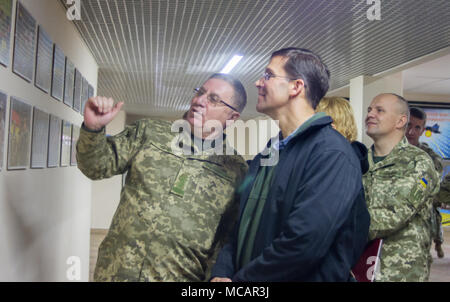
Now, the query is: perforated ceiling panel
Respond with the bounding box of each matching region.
[61,0,450,119]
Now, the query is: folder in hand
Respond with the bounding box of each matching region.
[351,238,383,282]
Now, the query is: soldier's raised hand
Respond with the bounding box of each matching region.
[84,96,124,131]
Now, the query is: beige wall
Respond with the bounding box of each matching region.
[0,0,97,281]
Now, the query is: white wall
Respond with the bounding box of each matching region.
[0,0,97,281]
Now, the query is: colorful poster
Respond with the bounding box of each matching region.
[12,1,36,82]
[64,59,75,107]
[419,108,450,160]
[7,97,32,169]
[70,124,79,166]
[31,107,49,168]
[60,120,71,167]
[47,114,61,167]
[51,44,65,101]
[35,26,53,93]
[0,0,13,67]
[0,90,7,170]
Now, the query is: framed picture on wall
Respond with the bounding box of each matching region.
[30,107,49,168]
[51,44,65,102]
[73,69,82,112]
[47,114,61,168]
[81,76,88,115]
[7,96,32,170]
[0,0,13,67]
[63,58,75,108]
[70,124,79,166]
[34,26,53,93]
[60,120,71,167]
[0,90,7,171]
[12,1,36,82]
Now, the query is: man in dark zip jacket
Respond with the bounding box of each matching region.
[211,48,370,282]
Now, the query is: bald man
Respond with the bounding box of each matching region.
[363,93,440,282]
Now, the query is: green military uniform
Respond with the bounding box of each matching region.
[417,143,445,252]
[76,118,247,281]
[437,174,450,202]
[363,137,440,282]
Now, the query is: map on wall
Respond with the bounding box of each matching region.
[31,107,49,168]
[0,90,7,170]
[34,26,53,93]
[0,0,13,67]
[51,44,65,101]
[47,114,61,168]
[419,107,450,160]
[8,97,32,170]
[12,1,36,82]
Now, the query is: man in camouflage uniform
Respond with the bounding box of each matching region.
[363,93,440,282]
[77,73,248,281]
[406,107,447,258]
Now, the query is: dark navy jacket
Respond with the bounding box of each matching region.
[211,116,370,281]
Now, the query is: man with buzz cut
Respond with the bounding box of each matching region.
[211,47,370,282]
[406,107,448,259]
[77,73,248,281]
[364,93,440,282]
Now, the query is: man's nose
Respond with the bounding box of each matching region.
[193,94,207,107]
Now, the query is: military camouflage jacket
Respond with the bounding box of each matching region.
[77,118,248,281]
[437,174,450,203]
[418,143,450,206]
[363,137,440,282]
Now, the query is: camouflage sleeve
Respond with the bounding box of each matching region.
[437,173,450,205]
[369,154,440,240]
[76,121,144,180]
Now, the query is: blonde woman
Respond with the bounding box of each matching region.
[316,97,368,174]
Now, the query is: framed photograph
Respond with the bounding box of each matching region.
[70,124,79,166]
[73,69,82,112]
[0,0,13,67]
[47,114,61,168]
[34,26,53,93]
[12,1,36,82]
[30,107,49,168]
[0,90,7,170]
[63,58,75,107]
[81,76,88,115]
[60,120,71,167]
[409,101,450,160]
[51,44,65,101]
[7,97,32,170]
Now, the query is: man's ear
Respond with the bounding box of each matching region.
[397,114,408,129]
[229,111,241,121]
[290,79,306,98]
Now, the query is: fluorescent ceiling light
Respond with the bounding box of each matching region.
[220,55,243,74]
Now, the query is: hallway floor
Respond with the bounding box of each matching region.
[89,227,450,282]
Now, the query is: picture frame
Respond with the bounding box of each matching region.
[0,90,7,170]
[60,120,71,167]
[30,107,49,168]
[7,96,32,170]
[51,44,65,102]
[34,26,53,93]
[47,114,61,168]
[0,0,13,67]
[70,124,79,166]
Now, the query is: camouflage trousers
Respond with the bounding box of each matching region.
[431,205,443,244]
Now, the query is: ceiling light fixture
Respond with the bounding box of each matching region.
[220,55,243,74]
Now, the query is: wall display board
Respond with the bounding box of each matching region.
[12,1,36,82]
[63,58,75,107]
[0,0,13,67]
[419,107,450,160]
[30,107,49,168]
[81,76,88,115]
[60,120,71,167]
[73,69,81,112]
[70,124,79,166]
[34,26,53,93]
[0,90,7,170]
[7,96,32,170]
[47,114,61,167]
[51,44,65,101]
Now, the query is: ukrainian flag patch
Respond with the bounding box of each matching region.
[420,178,428,188]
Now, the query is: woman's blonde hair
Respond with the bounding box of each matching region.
[316,97,358,142]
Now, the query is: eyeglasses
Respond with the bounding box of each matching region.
[193,87,238,112]
[261,71,296,82]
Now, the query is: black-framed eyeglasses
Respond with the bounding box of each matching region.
[261,71,299,83]
[193,87,238,112]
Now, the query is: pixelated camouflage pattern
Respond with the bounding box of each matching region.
[76,118,247,281]
[437,174,450,203]
[363,137,440,282]
[417,143,444,243]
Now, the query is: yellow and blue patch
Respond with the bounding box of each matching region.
[420,178,428,188]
